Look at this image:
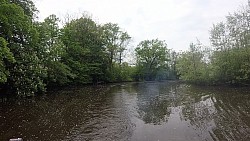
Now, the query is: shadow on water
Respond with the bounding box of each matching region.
[1,82,250,141]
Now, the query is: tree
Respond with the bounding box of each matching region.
[102,23,131,70]
[176,42,210,84]
[176,2,250,85]
[0,1,46,96]
[168,50,179,79]
[61,15,108,84]
[117,31,131,65]
[0,37,15,83]
[135,39,169,80]
[9,0,38,19]
[209,4,250,85]
[36,14,75,86]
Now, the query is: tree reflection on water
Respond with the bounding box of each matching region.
[133,82,250,140]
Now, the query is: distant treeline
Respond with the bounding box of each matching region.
[1,0,250,97]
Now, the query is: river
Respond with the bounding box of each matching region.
[1,81,250,141]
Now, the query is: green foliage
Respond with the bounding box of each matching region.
[0,1,45,96]
[177,3,250,86]
[0,37,15,83]
[135,39,169,80]
[102,23,131,73]
[9,0,38,19]
[210,47,250,85]
[168,50,178,79]
[176,42,211,84]
[61,16,108,84]
[107,63,136,82]
[208,4,250,85]
[0,0,164,97]
[36,14,75,86]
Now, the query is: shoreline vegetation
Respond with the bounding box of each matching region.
[1,0,250,97]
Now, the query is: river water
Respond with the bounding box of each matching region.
[1,81,250,141]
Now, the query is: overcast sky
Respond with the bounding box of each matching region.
[34,0,248,51]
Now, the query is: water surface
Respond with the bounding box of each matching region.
[1,82,250,141]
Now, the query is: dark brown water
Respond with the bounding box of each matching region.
[1,82,250,141]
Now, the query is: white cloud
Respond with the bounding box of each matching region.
[35,0,248,51]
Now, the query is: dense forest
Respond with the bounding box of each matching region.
[1,0,250,97]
